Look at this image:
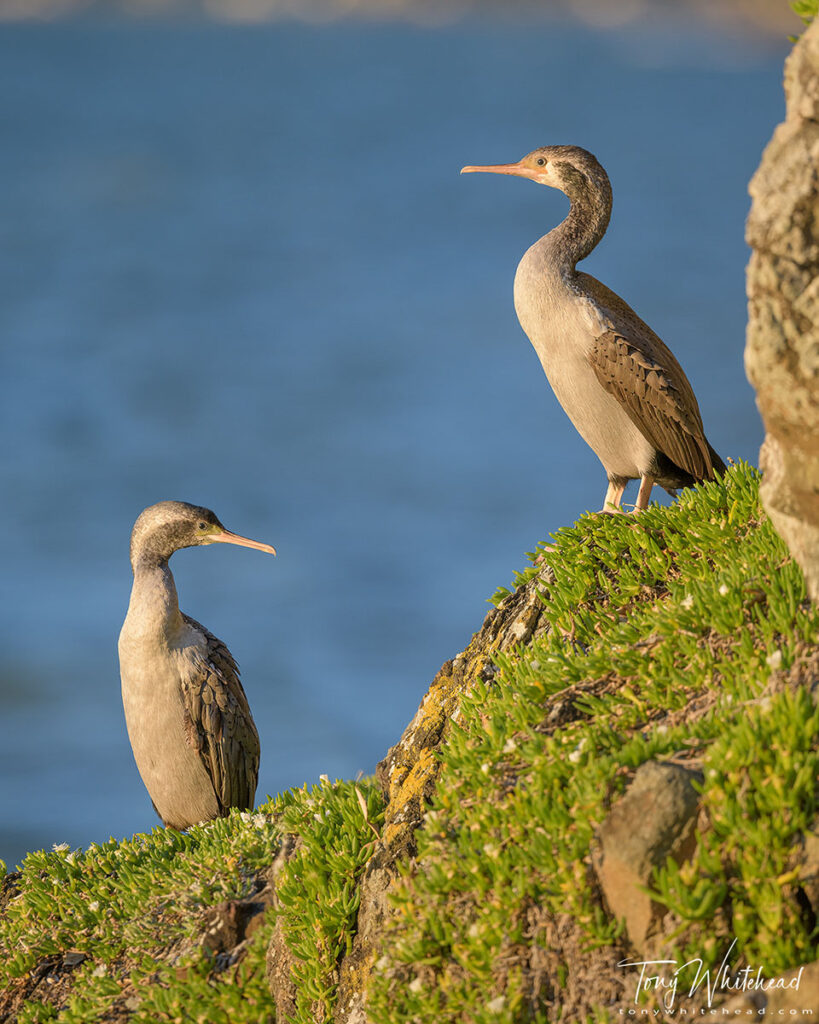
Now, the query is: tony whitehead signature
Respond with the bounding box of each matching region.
[617,940,805,1010]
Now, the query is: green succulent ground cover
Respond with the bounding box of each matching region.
[792,0,819,28]
[275,781,384,1022]
[1,812,280,1023]
[1,464,817,1023]
[367,463,819,1022]
[0,779,382,1023]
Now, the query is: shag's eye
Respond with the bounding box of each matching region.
[198,522,208,530]
[536,157,546,166]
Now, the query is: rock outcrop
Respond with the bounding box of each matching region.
[592,761,702,954]
[333,566,556,1023]
[745,17,819,601]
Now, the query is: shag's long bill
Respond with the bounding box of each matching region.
[461,162,539,181]
[211,531,277,556]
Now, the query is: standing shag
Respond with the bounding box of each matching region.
[118,501,276,830]
[462,145,724,510]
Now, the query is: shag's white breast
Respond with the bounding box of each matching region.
[118,581,220,827]
[513,242,654,479]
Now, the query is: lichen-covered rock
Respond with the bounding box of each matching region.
[333,565,555,1023]
[592,761,702,954]
[745,18,819,601]
[376,564,554,857]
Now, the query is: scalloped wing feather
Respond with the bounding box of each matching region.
[589,330,715,481]
[180,613,260,815]
[578,273,718,482]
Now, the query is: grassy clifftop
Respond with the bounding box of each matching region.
[2,464,818,1022]
[368,462,819,1020]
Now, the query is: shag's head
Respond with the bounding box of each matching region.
[461,145,610,204]
[129,500,276,570]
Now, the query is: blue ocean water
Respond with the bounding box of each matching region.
[0,15,783,868]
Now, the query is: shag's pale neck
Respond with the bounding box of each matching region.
[125,557,184,641]
[540,173,612,273]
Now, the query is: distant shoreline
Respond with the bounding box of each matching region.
[0,0,802,38]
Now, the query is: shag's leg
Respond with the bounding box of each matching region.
[601,479,626,513]
[634,474,655,512]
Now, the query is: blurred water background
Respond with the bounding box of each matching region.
[0,2,794,868]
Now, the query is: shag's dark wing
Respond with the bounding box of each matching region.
[180,613,260,815]
[581,273,720,482]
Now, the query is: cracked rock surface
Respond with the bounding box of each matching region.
[745,17,819,601]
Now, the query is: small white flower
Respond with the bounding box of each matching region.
[408,976,424,993]
[91,963,107,978]
[718,583,729,596]
[681,594,694,610]
[52,843,70,854]
[487,995,506,1013]
[319,774,330,785]
[503,738,517,754]
[568,737,588,763]
[530,660,540,670]
[252,814,267,828]
[88,901,100,913]
[765,650,782,670]
[375,955,390,971]
[480,762,491,775]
